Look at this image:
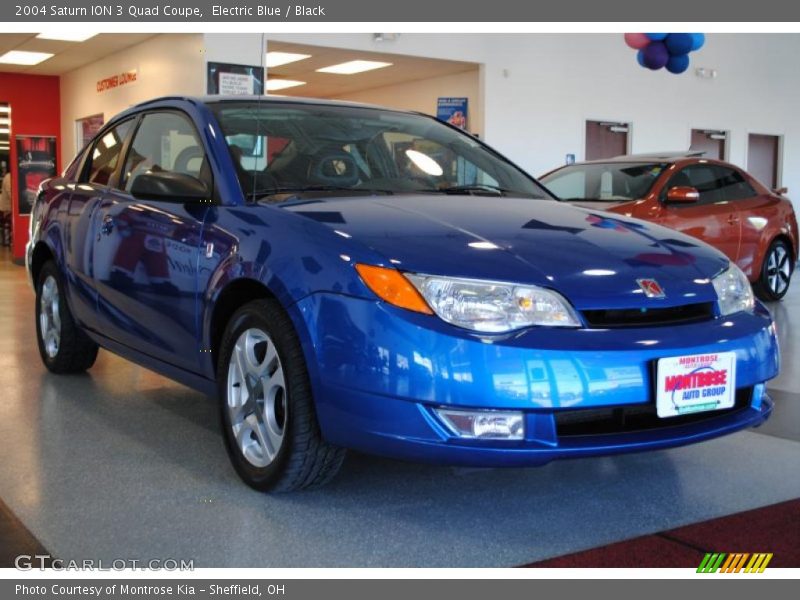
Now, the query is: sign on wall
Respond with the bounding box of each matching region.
[75,114,104,152]
[436,97,469,130]
[15,135,56,216]
[96,69,138,94]
[207,62,264,95]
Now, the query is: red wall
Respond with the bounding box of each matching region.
[0,72,61,263]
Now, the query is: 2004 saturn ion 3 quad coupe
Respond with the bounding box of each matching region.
[28,97,779,492]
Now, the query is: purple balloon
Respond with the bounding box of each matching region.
[642,41,670,70]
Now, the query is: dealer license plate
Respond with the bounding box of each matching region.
[655,352,737,418]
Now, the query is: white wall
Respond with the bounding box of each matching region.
[60,33,205,160]
[263,33,800,208]
[334,69,483,136]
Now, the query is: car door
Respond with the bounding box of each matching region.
[715,166,771,277]
[64,118,136,331]
[652,163,741,264]
[91,110,212,373]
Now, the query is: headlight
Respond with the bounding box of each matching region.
[712,264,754,316]
[406,273,581,332]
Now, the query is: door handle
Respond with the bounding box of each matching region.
[727,214,740,225]
[100,215,115,235]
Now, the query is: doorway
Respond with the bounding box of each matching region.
[0,103,10,254]
[747,133,781,189]
[690,129,727,160]
[585,121,629,160]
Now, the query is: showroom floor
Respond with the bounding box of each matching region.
[0,249,798,567]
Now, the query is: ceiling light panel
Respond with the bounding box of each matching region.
[265,79,306,91]
[36,32,98,42]
[0,50,54,65]
[265,52,312,68]
[316,60,393,75]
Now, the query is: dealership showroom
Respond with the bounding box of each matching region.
[0,31,798,569]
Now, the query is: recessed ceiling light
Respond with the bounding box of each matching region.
[265,51,311,68]
[36,32,98,42]
[265,79,306,91]
[316,60,392,75]
[0,50,54,65]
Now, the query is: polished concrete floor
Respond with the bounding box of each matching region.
[0,249,798,567]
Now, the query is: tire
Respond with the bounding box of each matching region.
[35,260,99,373]
[754,239,794,301]
[216,298,346,492]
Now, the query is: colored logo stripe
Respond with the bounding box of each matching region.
[698,552,773,573]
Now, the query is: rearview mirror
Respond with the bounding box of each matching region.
[130,171,209,201]
[666,186,700,204]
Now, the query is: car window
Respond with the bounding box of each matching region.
[665,164,724,205]
[715,166,757,201]
[121,111,210,195]
[541,162,666,202]
[84,119,134,186]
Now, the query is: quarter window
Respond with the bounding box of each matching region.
[121,111,210,195]
[85,119,134,186]
[716,166,757,201]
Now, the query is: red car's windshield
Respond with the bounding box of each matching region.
[541,162,668,202]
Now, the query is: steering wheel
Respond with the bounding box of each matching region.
[307,150,359,187]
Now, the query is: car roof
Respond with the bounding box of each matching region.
[129,94,414,114]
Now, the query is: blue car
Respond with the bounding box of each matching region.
[27,96,779,491]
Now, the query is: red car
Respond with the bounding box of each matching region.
[540,153,798,300]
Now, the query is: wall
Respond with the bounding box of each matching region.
[0,73,61,262]
[60,33,205,161]
[262,33,800,210]
[334,69,483,136]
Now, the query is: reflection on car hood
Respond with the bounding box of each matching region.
[282,194,727,310]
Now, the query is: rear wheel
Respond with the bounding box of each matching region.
[754,239,794,301]
[35,260,98,373]
[217,299,346,492]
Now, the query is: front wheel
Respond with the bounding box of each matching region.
[217,299,346,492]
[754,239,794,301]
[35,260,98,373]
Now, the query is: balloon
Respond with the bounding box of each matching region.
[690,33,705,51]
[646,33,668,41]
[642,41,670,69]
[666,54,691,74]
[665,33,693,56]
[636,49,647,67]
[624,33,651,50]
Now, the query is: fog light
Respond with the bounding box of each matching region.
[435,408,524,440]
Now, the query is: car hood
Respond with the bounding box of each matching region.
[281,194,727,310]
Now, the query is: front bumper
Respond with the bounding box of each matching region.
[292,293,779,466]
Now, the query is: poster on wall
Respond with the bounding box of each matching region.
[15,136,56,216]
[436,97,469,130]
[76,114,104,152]
[207,62,264,95]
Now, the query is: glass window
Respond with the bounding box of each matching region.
[121,111,210,194]
[665,164,725,205]
[208,101,549,201]
[540,162,666,202]
[85,119,134,186]
[716,166,757,201]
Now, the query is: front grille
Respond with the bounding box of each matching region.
[555,387,753,437]
[581,302,715,328]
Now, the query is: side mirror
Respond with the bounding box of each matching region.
[130,170,209,201]
[666,186,700,204]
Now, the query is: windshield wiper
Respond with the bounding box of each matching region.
[252,186,394,200]
[421,184,511,196]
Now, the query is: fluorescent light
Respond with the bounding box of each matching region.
[0,118,9,125]
[265,51,311,68]
[265,79,306,91]
[36,32,98,42]
[0,50,54,65]
[0,107,9,113]
[0,127,9,134]
[316,60,392,75]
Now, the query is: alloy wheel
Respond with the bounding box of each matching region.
[766,244,792,296]
[226,328,287,468]
[39,275,61,359]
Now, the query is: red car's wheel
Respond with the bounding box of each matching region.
[754,239,794,301]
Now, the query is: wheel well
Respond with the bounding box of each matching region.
[29,242,55,286]
[209,279,274,367]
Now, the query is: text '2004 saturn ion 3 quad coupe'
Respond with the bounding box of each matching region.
[28,97,779,492]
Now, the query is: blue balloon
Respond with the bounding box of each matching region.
[665,33,693,56]
[690,33,705,51]
[636,49,647,67]
[646,33,668,41]
[666,54,691,74]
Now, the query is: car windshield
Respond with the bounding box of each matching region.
[540,162,667,202]
[207,100,551,201]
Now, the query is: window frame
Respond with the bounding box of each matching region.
[660,163,726,207]
[77,117,136,188]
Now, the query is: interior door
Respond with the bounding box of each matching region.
[747,134,780,189]
[690,129,726,160]
[92,110,212,373]
[652,164,741,264]
[585,121,628,160]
